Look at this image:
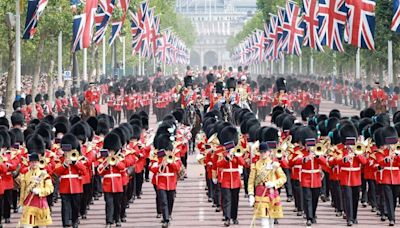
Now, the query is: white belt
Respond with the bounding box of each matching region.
[157,173,174,177]
[301,169,320,174]
[341,167,361,172]
[61,174,80,179]
[6,172,12,175]
[293,165,301,169]
[104,173,121,178]
[222,168,240,173]
[383,167,400,171]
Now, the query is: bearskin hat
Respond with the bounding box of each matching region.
[329,109,341,119]
[358,118,373,135]
[96,119,110,136]
[154,133,174,151]
[373,128,385,147]
[172,110,184,124]
[203,117,217,132]
[218,126,238,146]
[282,115,296,132]
[271,110,284,124]
[361,108,376,119]
[275,113,290,128]
[54,116,69,127]
[381,126,398,145]
[86,116,98,132]
[60,133,80,152]
[248,125,261,143]
[132,125,142,140]
[10,128,24,144]
[263,127,279,143]
[373,113,390,126]
[54,122,68,138]
[35,127,52,149]
[368,122,384,140]
[112,127,128,146]
[34,94,42,103]
[393,111,400,124]
[0,117,9,129]
[240,118,259,135]
[70,123,87,143]
[141,116,149,130]
[42,115,54,125]
[129,113,141,121]
[26,95,32,105]
[13,100,20,110]
[184,76,193,88]
[216,121,232,137]
[205,124,216,139]
[119,125,132,142]
[0,130,10,149]
[129,119,143,129]
[301,105,315,121]
[339,124,358,144]
[299,126,317,146]
[300,82,308,91]
[394,122,400,137]
[26,134,45,154]
[207,73,215,84]
[329,129,340,145]
[29,153,40,162]
[240,112,256,126]
[275,77,287,92]
[227,77,237,90]
[11,112,24,127]
[103,132,122,152]
[69,115,81,126]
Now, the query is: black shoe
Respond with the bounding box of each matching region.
[94,196,99,200]
[233,219,239,224]
[306,220,312,226]
[156,214,162,218]
[362,202,367,208]
[389,220,395,226]
[381,216,387,222]
[216,207,221,212]
[353,219,358,224]
[162,222,169,228]
[82,214,87,219]
[347,221,353,226]
[89,201,94,205]
[297,211,303,216]
[208,198,213,202]
[116,222,121,227]
[13,209,18,213]
[224,220,230,227]
[4,219,10,224]
[121,218,127,222]
[145,178,150,182]
[106,223,112,228]
[371,207,377,212]
[287,196,293,202]
[274,219,279,224]
[321,195,327,202]
[129,199,134,204]
[336,211,343,217]
[212,204,216,208]
[137,195,142,199]
[311,219,316,224]
[222,218,227,221]
[72,223,79,228]
[293,208,298,212]
[244,194,249,198]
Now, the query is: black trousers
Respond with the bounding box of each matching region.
[153,185,162,214]
[145,158,150,180]
[181,153,188,169]
[367,180,377,208]
[80,183,91,216]
[283,168,293,197]
[292,179,303,211]
[61,194,81,226]
[159,190,175,223]
[342,186,360,222]
[120,185,128,219]
[2,189,12,219]
[243,167,250,195]
[361,176,367,203]
[213,183,221,207]
[115,111,121,124]
[0,195,4,224]
[104,192,122,224]
[135,171,144,196]
[221,188,240,220]
[377,184,387,216]
[12,189,18,209]
[321,171,330,198]
[331,180,343,212]
[302,187,320,221]
[382,184,400,221]
[127,178,135,201]
[93,174,103,196]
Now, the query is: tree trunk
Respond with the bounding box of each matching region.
[94,46,100,82]
[5,29,16,117]
[31,32,46,118]
[47,59,55,105]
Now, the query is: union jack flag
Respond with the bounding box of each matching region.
[140,7,155,59]
[391,0,400,32]
[23,0,48,40]
[82,0,99,48]
[72,14,86,52]
[266,14,281,61]
[318,0,347,52]
[151,15,161,58]
[94,0,115,44]
[282,1,304,56]
[277,7,286,54]
[131,1,149,56]
[157,29,172,64]
[302,0,324,51]
[253,30,265,63]
[109,0,130,46]
[345,0,376,50]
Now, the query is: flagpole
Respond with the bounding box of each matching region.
[388,40,393,85]
[333,52,337,78]
[122,36,126,77]
[310,50,314,75]
[356,48,360,80]
[271,60,274,75]
[138,54,142,76]
[83,48,88,82]
[290,55,293,74]
[299,55,302,74]
[281,56,285,74]
[58,31,63,87]
[16,0,21,96]
[102,39,106,76]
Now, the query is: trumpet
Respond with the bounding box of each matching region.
[352,143,365,155]
[165,152,176,164]
[67,150,80,163]
[233,145,245,157]
[312,143,327,157]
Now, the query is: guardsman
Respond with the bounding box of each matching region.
[390,87,399,114]
[114,91,123,124]
[61,91,70,116]
[43,94,53,116]
[55,91,65,117]
[272,78,289,109]
[217,126,245,227]
[312,84,322,113]
[98,133,126,228]
[296,127,326,226]
[336,125,367,226]
[54,134,87,228]
[35,94,45,120]
[370,82,387,108]
[374,126,400,226]
[204,73,216,112]
[71,88,80,116]
[225,77,240,105]
[248,142,287,228]
[150,133,182,228]
[180,76,197,109]
[209,82,225,112]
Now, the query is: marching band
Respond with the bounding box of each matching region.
[0,66,398,228]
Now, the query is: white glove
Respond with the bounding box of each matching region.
[265,181,276,189]
[32,188,40,195]
[18,206,23,213]
[249,194,255,207]
[212,178,218,184]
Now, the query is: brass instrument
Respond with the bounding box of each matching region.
[312,143,328,157]
[233,145,245,157]
[165,152,176,164]
[38,157,49,169]
[352,143,365,155]
[390,142,400,156]
[196,153,205,165]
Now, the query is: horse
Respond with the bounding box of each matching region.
[220,102,233,123]
[371,99,387,115]
[80,100,98,120]
[183,103,202,154]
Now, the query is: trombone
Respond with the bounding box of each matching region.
[390,142,400,156]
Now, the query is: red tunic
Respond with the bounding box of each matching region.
[150,158,182,191]
[336,148,367,186]
[375,148,400,185]
[54,159,87,194]
[98,161,126,193]
[217,155,246,189]
[298,149,326,188]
